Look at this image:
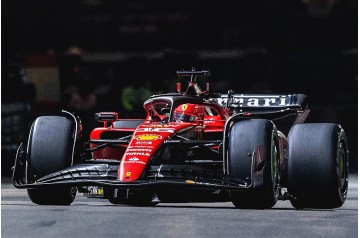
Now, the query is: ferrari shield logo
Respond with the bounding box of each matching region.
[182,104,188,111]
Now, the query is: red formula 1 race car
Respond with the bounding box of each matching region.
[13,69,349,209]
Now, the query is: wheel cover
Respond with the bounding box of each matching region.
[338,141,347,196]
[70,187,77,198]
[272,135,280,195]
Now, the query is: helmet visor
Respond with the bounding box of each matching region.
[173,112,196,122]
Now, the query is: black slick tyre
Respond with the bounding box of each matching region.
[287,123,349,209]
[26,116,77,205]
[227,119,280,209]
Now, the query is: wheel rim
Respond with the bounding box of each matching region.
[338,142,347,192]
[272,135,280,194]
[70,187,77,199]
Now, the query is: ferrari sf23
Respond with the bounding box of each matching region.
[13,69,349,209]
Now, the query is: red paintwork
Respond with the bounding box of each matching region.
[90,114,228,182]
[89,85,233,182]
[118,122,197,181]
[90,128,135,160]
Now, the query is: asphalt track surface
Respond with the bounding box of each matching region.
[1,175,358,238]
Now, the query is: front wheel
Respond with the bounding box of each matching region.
[28,187,77,205]
[287,123,349,209]
[26,115,78,205]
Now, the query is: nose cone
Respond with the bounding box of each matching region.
[119,160,148,182]
[118,135,162,181]
[118,123,193,181]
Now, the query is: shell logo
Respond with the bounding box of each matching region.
[134,134,162,141]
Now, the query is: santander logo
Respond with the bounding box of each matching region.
[134,134,162,141]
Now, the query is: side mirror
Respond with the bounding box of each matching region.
[95,112,118,122]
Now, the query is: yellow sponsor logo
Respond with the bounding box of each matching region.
[182,104,188,111]
[126,172,131,177]
[134,134,162,141]
[97,187,104,195]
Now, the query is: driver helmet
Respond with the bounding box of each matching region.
[173,104,205,122]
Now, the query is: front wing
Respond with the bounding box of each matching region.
[13,164,254,191]
[12,146,263,192]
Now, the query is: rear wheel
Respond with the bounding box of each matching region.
[287,123,349,209]
[227,119,280,209]
[26,116,77,205]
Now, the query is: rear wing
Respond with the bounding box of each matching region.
[213,93,309,135]
[210,93,308,113]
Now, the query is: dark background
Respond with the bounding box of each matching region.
[2,0,358,172]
